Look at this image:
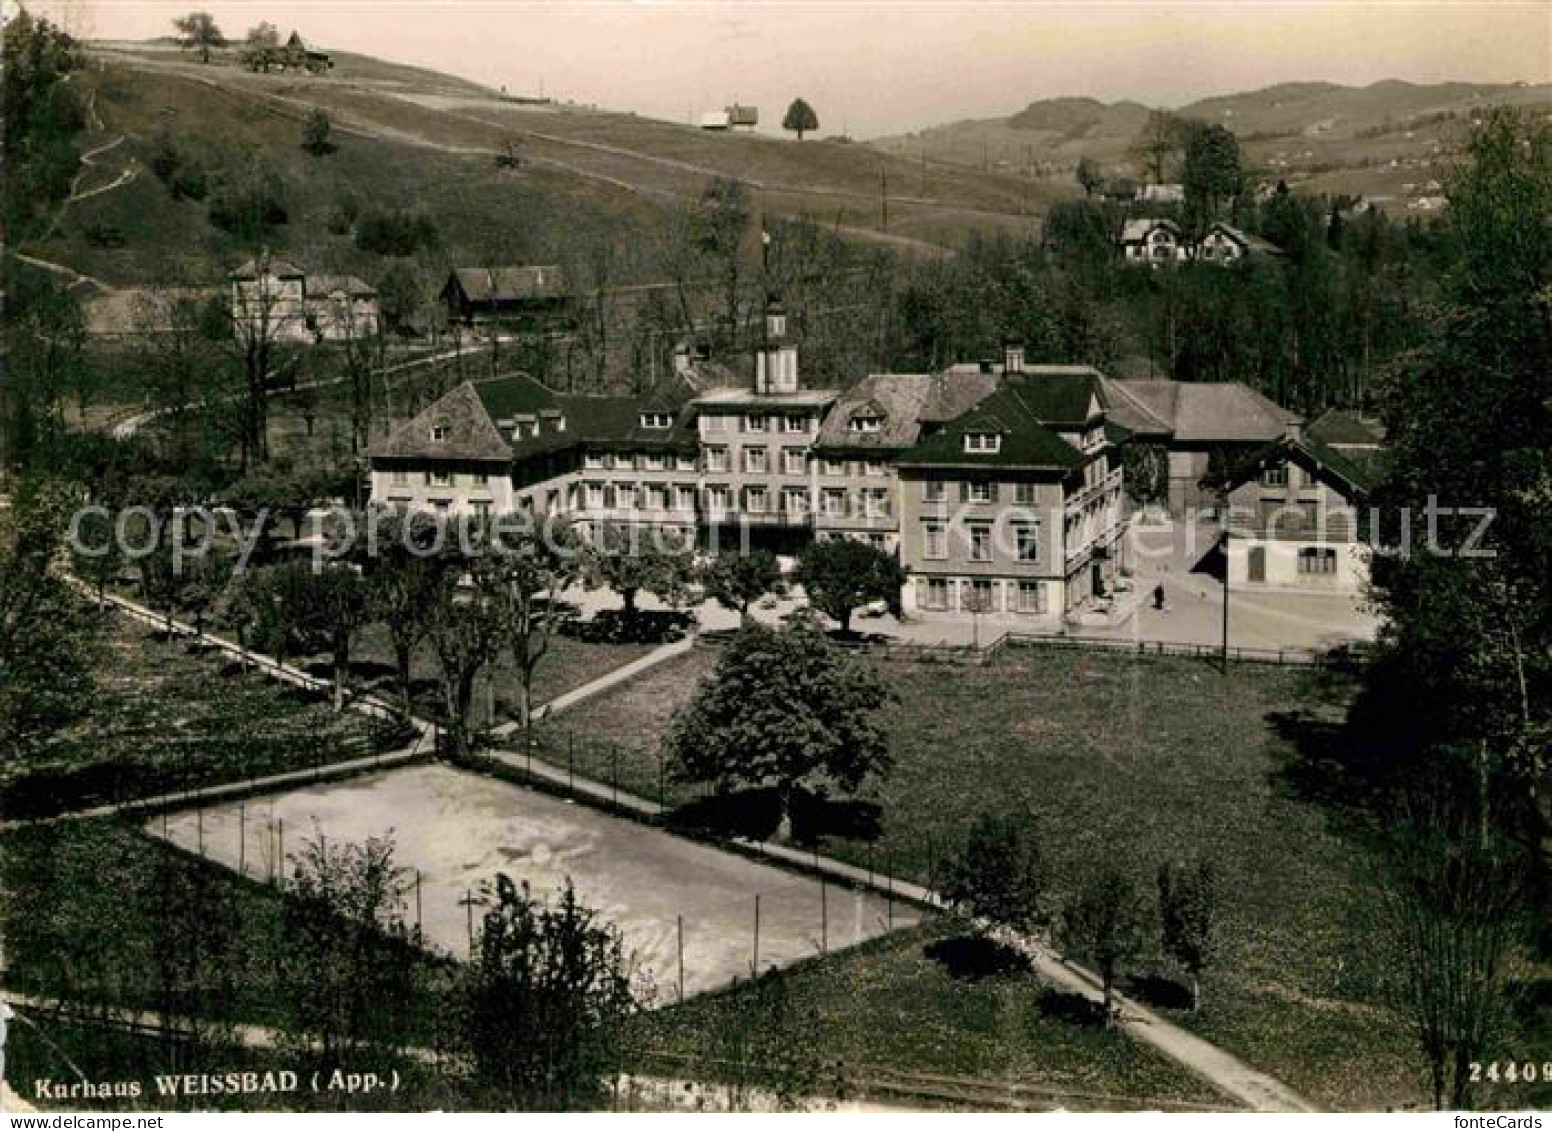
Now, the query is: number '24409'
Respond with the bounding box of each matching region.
[1469,1061,1552,1084]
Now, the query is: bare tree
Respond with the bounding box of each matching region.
[1369,773,1531,1110]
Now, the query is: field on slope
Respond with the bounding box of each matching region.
[21,40,1056,294]
[871,80,1552,202]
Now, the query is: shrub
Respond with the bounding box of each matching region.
[353,208,439,256]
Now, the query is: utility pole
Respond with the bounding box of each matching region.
[1220,529,1231,673]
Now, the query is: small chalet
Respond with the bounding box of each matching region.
[440,266,569,327]
[1120,218,1184,266]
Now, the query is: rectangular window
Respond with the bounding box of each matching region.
[964,432,1002,454]
[706,486,730,514]
[471,500,491,521]
[745,486,768,513]
[1298,546,1338,574]
[1014,482,1036,505]
[427,470,453,487]
[744,447,767,473]
[584,453,606,470]
[640,412,674,429]
[675,455,697,472]
[645,485,667,510]
[863,460,886,478]
[745,414,768,433]
[822,488,846,517]
[962,481,994,504]
[923,522,947,560]
[968,524,993,562]
[703,415,729,433]
[613,453,634,471]
[865,488,890,518]
[471,472,490,487]
[924,577,950,611]
[706,447,729,473]
[961,578,995,612]
[823,458,848,477]
[783,487,808,516]
[676,485,697,511]
[585,483,606,509]
[1013,522,1040,562]
[390,469,408,486]
[783,449,806,475]
[1016,581,1046,614]
[643,453,666,471]
[1261,466,1289,487]
[430,424,450,442]
[924,480,946,502]
[783,415,808,434]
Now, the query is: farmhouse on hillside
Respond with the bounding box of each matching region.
[439,265,570,328]
[228,257,379,343]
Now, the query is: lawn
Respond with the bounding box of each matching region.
[544,641,1437,1110]
[632,920,1222,1111]
[0,610,405,819]
[348,620,658,729]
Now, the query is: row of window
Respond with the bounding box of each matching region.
[584,452,699,472]
[391,469,492,489]
[700,413,814,435]
[918,577,1049,614]
[922,520,1040,563]
[922,481,1042,505]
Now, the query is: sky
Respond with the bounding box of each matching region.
[25,0,1552,137]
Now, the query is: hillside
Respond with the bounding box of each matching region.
[871,79,1552,203]
[14,39,1061,298]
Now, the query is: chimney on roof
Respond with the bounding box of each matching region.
[1003,341,1025,375]
[978,358,995,374]
[1285,416,1305,441]
[672,341,693,377]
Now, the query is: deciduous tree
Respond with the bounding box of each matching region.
[1157,858,1218,1012]
[939,812,1048,936]
[782,98,819,141]
[463,876,636,1109]
[700,549,781,621]
[667,620,893,833]
[794,537,905,635]
[172,12,225,63]
[1061,865,1148,1024]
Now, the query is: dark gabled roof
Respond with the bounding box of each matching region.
[550,393,698,449]
[897,385,1085,472]
[471,373,559,421]
[371,381,513,462]
[443,266,568,304]
[1228,432,1376,500]
[1307,408,1386,448]
[1002,369,1106,430]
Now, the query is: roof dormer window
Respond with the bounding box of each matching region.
[964,432,1002,454]
[640,412,674,429]
[849,414,884,434]
[430,424,450,442]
